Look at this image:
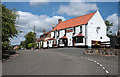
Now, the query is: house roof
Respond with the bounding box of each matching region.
[74,34,84,37]
[43,31,51,35]
[52,12,96,31]
[37,31,51,42]
[37,38,45,42]
[48,38,55,40]
[45,38,55,41]
[59,36,67,39]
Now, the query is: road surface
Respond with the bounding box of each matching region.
[2,48,118,75]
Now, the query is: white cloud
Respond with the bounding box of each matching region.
[29,0,49,6]
[57,1,98,16]
[11,11,66,45]
[106,13,118,35]
[16,11,65,32]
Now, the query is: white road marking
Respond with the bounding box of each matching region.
[105,70,109,74]
[97,62,100,65]
[88,58,91,60]
[100,64,103,67]
[82,57,110,74]
[102,67,105,69]
[91,60,93,61]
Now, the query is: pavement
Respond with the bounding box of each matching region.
[2,48,118,75]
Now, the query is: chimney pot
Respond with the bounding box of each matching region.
[52,24,55,29]
[43,28,46,34]
[58,19,62,23]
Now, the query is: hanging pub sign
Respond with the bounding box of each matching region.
[66,29,73,33]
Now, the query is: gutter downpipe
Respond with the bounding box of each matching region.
[85,23,88,48]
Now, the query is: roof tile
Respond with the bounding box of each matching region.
[52,12,96,31]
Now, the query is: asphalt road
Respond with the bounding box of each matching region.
[2,48,118,75]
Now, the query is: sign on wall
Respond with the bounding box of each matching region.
[66,29,73,33]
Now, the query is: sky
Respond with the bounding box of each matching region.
[2,1,119,45]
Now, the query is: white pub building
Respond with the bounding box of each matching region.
[37,10,110,48]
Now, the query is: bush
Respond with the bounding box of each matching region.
[27,43,37,49]
[28,43,34,49]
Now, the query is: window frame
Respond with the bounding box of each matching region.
[75,36,83,43]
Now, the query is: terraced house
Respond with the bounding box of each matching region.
[37,10,110,48]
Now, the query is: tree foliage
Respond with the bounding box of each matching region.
[105,20,113,31]
[24,31,36,48]
[1,4,19,51]
[28,43,34,48]
[20,41,25,47]
[2,4,18,42]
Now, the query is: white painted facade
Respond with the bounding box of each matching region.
[86,11,110,46]
[39,10,110,48]
[50,10,109,47]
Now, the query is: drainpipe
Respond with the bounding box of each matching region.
[85,23,88,47]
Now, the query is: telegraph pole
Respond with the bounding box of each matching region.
[34,26,35,34]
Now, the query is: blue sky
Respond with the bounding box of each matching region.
[2,2,119,45]
[3,2,118,19]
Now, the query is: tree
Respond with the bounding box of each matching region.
[1,4,19,51]
[28,43,34,49]
[105,20,113,31]
[24,31,36,48]
[105,20,114,37]
[20,41,25,47]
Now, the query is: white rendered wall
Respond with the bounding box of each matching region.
[66,27,74,46]
[59,30,65,38]
[43,41,47,48]
[58,26,86,46]
[59,29,65,46]
[48,40,53,47]
[75,26,80,35]
[50,10,109,47]
[51,32,54,38]
[87,10,110,46]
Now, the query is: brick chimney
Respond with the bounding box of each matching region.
[43,28,46,34]
[58,19,62,23]
[52,24,55,29]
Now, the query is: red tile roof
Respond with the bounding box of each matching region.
[52,12,96,31]
[45,38,55,41]
[43,31,51,35]
[37,38,45,42]
[37,31,51,42]
[74,34,84,37]
[48,38,55,40]
[59,36,67,39]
